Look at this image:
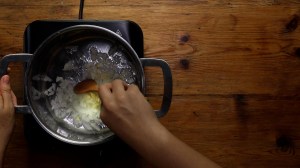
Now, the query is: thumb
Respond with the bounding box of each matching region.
[1,75,14,109]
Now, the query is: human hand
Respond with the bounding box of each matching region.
[98,80,221,168]
[0,75,17,148]
[98,79,161,143]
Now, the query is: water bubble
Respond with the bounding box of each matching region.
[65,46,78,55]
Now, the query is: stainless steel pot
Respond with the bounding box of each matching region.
[0,25,172,145]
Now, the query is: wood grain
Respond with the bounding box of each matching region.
[1,0,300,168]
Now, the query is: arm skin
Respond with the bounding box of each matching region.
[0,75,17,168]
[99,80,221,168]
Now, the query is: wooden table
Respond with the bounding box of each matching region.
[1,1,300,167]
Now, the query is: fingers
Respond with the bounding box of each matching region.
[5,67,17,106]
[0,92,3,109]
[112,79,128,97]
[127,83,139,92]
[0,75,14,111]
[99,79,139,105]
[11,90,17,106]
[98,82,113,103]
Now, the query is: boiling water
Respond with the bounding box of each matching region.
[31,40,137,136]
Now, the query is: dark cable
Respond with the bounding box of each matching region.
[79,0,84,19]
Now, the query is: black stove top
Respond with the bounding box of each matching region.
[24,20,144,57]
[23,20,144,150]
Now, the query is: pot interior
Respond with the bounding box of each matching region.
[26,25,144,145]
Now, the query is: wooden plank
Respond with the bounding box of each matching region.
[0,4,299,95]
[0,1,300,167]
[4,95,300,167]
[0,0,300,6]
[155,95,300,168]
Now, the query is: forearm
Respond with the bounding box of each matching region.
[0,133,11,168]
[0,143,6,168]
[98,80,220,167]
[156,129,221,168]
[124,121,221,168]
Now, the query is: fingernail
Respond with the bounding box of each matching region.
[1,75,10,84]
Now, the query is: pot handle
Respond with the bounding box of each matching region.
[0,53,32,114]
[141,58,172,118]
